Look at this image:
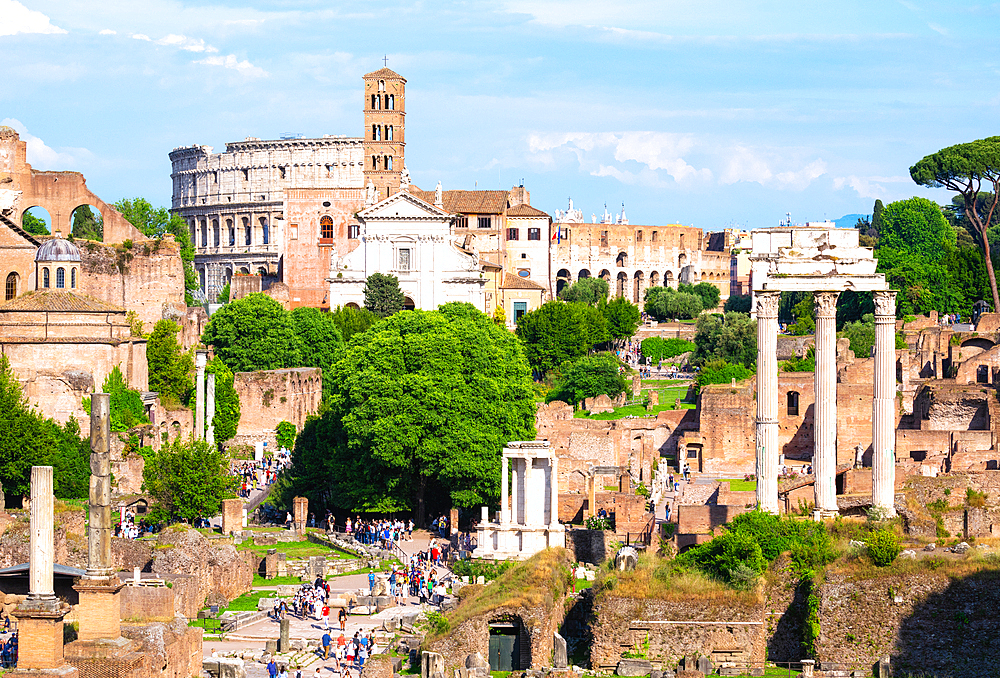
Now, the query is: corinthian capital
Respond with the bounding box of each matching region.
[873,290,897,317]
[814,291,840,318]
[756,291,779,317]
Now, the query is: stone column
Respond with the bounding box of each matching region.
[510,458,520,525]
[754,291,780,514]
[872,290,898,516]
[524,458,537,525]
[500,454,509,525]
[813,291,840,515]
[206,373,216,446]
[549,456,559,526]
[29,466,55,602]
[195,350,207,440]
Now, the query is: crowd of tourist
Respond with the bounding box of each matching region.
[341,517,413,548]
[232,451,291,499]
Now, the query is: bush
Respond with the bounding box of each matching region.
[451,558,516,582]
[640,337,696,362]
[866,529,900,566]
[585,515,612,531]
[695,360,753,394]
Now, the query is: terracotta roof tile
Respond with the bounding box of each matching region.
[501,273,547,290]
[411,190,509,215]
[506,204,550,218]
[363,68,406,81]
[0,290,124,313]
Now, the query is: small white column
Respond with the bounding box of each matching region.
[872,290,898,516]
[195,350,207,440]
[524,459,537,525]
[206,373,216,446]
[510,458,520,526]
[549,456,559,526]
[29,466,55,601]
[813,292,840,514]
[501,454,509,525]
[755,291,780,513]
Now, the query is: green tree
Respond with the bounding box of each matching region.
[71,205,103,241]
[573,302,610,348]
[216,283,231,304]
[93,365,148,432]
[871,199,885,234]
[202,293,301,372]
[285,307,535,523]
[115,198,199,305]
[601,297,640,345]
[787,293,815,336]
[910,137,1000,310]
[546,353,627,408]
[644,286,703,321]
[840,314,876,359]
[147,320,194,408]
[723,295,751,313]
[559,277,610,305]
[329,305,380,343]
[363,272,405,318]
[695,359,754,393]
[143,436,238,522]
[640,337,696,362]
[276,421,297,451]
[21,211,49,235]
[782,346,816,373]
[290,306,345,400]
[205,357,240,444]
[682,282,721,312]
[692,312,757,368]
[515,301,589,374]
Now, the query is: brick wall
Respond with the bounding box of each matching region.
[233,367,322,441]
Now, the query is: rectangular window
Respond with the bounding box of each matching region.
[398,248,411,271]
[513,301,528,322]
[600,230,608,247]
[636,230,643,242]
[528,228,541,241]
[478,216,491,229]
[348,223,360,239]
[651,231,658,242]
[507,228,519,240]
[290,223,298,240]
[680,234,685,249]
[455,216,469,229]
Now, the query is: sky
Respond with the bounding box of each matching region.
[2,0,999,230]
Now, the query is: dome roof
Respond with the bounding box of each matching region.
[35,238,82,262]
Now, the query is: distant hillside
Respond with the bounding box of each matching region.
[835,214,869,229]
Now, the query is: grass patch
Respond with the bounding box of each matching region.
[252,574,303,587]
[426,548,572,645]
[721,479,757,492]
[239,539,357,559]
[572,577,592,591]
[597,551,760,605]
[640,379,687,386]
[226,590,271,611]
[575,402,694,420]
[328,562,401,578]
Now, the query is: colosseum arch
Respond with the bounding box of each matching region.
[616,251,628,268]
[633,270,644,303]
[616,271,627,298]
[578,269,591,280]
[649,270,660,287]
[556,269,572,295]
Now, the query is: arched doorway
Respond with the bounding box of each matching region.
[488,616,529,671]
[633,271,644,303]
[70,204,103,241]
[649,271,660,287]
[556,269,572,296]
[616,251,628,268]
[578,269,590,280]
[403,296,415,311]
[664,270,675,289]
[616,272,627,298]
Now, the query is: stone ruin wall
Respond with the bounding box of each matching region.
[150,526,256,607]
[232,367,322,447]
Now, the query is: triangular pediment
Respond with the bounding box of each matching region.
[359,191,450,220]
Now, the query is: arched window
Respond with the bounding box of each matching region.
[787,391,800,416]
[388,94,394,110]
[386,125,393,140]
[5,272,17,300]
[56,267,65,289]
[378,80,385,92]
[376,94,381,110]
[372,155,379,170]
[261,217,269,245]
[371,94,377,109]
[213,220,220,247]
[42,268,49,288]
[244,217,252,246]
[385,156,393,171]
[71,268,76,288]
[679,234,685,249]
[320,216,334,239]
[372,125,380,141]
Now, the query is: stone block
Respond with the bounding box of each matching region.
[90,474,112,506]
[696,657,712,675]
[465,653,489,669]
[276,585,300,597]
[290,639,306,651]
[553,633,567,669]
[392,657,404,672]
[616,659,653,676]
[219,657,247,678]
[265,639,277,655]
[256,597,276,611]
[422,652,444,678]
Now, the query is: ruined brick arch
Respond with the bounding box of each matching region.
[663,270,675,288]
[616,251,628,268]
[598,269,611,283]
[15,172,142,244]
[556,269,572,295]
[678,252,688,267]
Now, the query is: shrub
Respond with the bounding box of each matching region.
[640,337,696,362]
[585,515,612,531]
[966,487,988,508]
[451,558,516,582]
[866,529,900,566]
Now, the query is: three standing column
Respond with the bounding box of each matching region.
[872,290,898,515]
[755,292,780,514]
[813,292,840,515]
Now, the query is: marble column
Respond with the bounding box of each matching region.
[755,291,780,514]
[524,459,537,525]
[510,458,520,526]
[195,351,207,440]
[29,466,55,602]
[500,455,509,525]
[813,292,840,515]
[549,456,559,526]
[86,394,115,581]
[872,290,898,516]
[206,373,216,446]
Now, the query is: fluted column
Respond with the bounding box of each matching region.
[872,290,898,516]
[755,291,780,514]
[813,291,840,514]
[500,454,509,525]
[29,466,55,601]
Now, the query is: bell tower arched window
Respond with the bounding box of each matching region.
[388,94,394,110]
[385,156,393,171]
[386,125,393,141]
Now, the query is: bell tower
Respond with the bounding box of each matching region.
[363,67,406,202]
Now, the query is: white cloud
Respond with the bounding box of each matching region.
[776,159,827,190]
[833,174,911,199]
[195,54,267,77]
[0,0,66,36]
[611,132,712,183]
[0,118,93,169]
[156,33,217,53]
[99,29,116,35]
[131,33,150,41]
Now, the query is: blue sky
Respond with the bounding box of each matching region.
[2,0,998,230]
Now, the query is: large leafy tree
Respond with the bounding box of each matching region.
[147,320,194,408]
[143,436,238,523]
[601,297,640,344]
[910,137,1000,310]
[115,198,199,305]
[71,205,103,241]
[202,293,301,372]
[559,277,610,305]
[0,356,88,501]
[644,286,703,320]
[290,306,345,400]
[363,272,405,318]
[546,353,627,408]
[692,312,757,368]
[206,357,240,444]
[682,282,721,312]
[515,300,590,374]
[285,304,534,523]
[330,305,380,343]
[21,211,49,235]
